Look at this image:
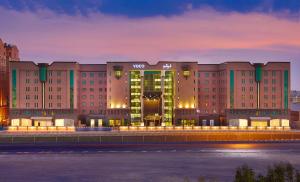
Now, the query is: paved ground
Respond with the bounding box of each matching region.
[0,142,300,182]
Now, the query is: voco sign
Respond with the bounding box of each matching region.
[133,64,145,69]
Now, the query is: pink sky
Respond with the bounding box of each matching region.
[0,7,299,89]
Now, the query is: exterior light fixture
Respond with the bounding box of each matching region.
[113,65,123,79]
[181,64,191,79]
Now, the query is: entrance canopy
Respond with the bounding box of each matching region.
[249,117,271,121]
[30,117,52,120]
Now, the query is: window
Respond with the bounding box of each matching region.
[264,79,268,84]
[57,71,61,76]
[264,71,268,77]
[272,71,276,77]
[90,80,94,85]
[26,71,30,76]
[48,71,53,76]
[242,95,245,100]
[272,79,276,85]
[82,80,86,85]
[90,102,94,106]
[90,88,94,92]
[82,95,87,99]
[90,95,94,99]
[90,72,94,77]
[241,71,245,76]
[249,71,254,77]
[57,79,61,84]
[205,73,209,77]
[82,102,86,106]
[82,72,86,77]
[241,79,245,84]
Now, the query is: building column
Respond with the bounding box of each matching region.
[140,70,144,126]
[161,70,165,126]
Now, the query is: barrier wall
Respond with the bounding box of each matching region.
[1,131,300,144]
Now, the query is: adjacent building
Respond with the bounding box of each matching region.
[291,90,300,103]
[0,38,19,125]
[9,61,291,127]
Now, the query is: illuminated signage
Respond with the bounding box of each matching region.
[163,64,172,69]
[133,64,145,69]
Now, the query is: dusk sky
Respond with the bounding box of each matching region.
[0,0,299,89]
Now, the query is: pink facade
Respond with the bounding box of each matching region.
[9,61,291,127]
[78,64,107,117]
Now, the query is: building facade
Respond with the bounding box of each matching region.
[9,61,291,127]
[9,61,78,127]
[291,90,300,103]
[0,38,19,125]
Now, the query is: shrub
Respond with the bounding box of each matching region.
[234,164,256,182]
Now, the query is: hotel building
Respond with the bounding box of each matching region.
[0,39,19,125]
[9,61,290,127]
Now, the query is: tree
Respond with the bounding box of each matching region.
[234,164,256,182]
[263,162,299,182]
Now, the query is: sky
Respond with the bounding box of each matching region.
[0,0,299,89]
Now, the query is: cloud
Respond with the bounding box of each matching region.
[0,7,300,89]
